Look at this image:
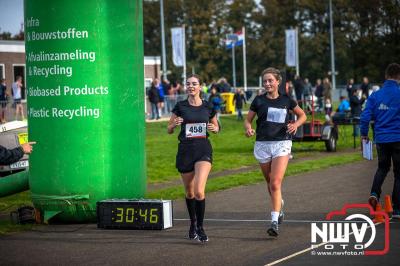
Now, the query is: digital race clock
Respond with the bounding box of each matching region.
[97,199,173,230]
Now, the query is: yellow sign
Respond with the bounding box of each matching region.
[18,133,29,144]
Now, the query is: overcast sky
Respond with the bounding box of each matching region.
[0,0,24,34]
[0,0,261,35]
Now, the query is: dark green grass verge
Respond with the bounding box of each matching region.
[146,152,363,200]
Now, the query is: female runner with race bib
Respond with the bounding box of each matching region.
[167,74,219,243]
[244,68,306,237]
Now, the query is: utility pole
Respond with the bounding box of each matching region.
[232,42,236,88]
[295,27,299,77]
[242,26,247,91]
[329,0,336,90]
[160,0,167,81]
[182,24,186,85]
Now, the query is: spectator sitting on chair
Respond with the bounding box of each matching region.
[336,96,350,114]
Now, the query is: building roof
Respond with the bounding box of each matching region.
[0,40,25,53]
[144,56,160,65]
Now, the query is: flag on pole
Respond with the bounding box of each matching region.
[225,31,244,49]
[171,27,184,66]
[285,29,297,67]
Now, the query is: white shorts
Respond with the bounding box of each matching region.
[254,140,292,164]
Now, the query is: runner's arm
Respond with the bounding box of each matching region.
[287,106,307,134]
[167,113,182,134]
[244,110,256,137]
[207,116,219,133]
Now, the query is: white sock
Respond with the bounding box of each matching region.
[271,211,279,222]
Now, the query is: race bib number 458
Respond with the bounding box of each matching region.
[185,123,207,138]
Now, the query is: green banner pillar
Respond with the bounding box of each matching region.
[24,0,146,222]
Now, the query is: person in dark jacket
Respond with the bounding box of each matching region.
[0,142,35,165]
[314,79,324,112]
[233,88,247,120]
[148,79,160,120]
[217,78,231,92]
[293,75,304,102]
[361,63,400,218]
[360,76,371,99]
[350,88,366,117]
[350,87,366,137]
[346,78,355,99]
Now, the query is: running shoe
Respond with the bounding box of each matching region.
[278,199,285,224]
[393,209,400,219]
[267,221,279,237]
[196,226,209,243]
[368,194,378,211]
[188,224,198,240]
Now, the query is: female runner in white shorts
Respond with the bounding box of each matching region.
[244,67,306,237]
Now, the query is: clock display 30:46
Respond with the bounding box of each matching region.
[113,207,159,223]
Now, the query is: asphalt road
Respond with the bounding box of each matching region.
[0,159,398,266]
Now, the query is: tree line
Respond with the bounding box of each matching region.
[144,0,400,86]
[1,1,398,86]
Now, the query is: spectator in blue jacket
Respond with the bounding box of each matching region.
[208,87,223,125]
[336,96,350,113]
[361,63,400,218]
[158,80,165,117]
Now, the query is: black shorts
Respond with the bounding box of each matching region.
[14,98,21,105]
[176,139,213,173]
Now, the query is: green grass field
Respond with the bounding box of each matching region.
[147,114,360,183]
[147,152,363,200]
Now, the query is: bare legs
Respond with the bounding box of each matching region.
[259,155,290,212]
[181,161,211,200]
[15,103,25,121]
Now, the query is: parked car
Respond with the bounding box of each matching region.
[0,121,29,176]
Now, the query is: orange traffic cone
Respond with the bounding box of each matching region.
[384,195,393,218]
[373,203,385,223]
